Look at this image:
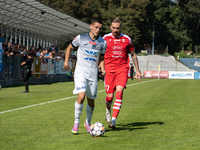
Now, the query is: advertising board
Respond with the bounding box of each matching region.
[194,72,200,79]
[169,71,194,79]
[143,71,169,79]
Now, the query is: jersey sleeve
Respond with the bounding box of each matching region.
[101,40,107,55]
[128,37,134,52]
[71,35,80,48]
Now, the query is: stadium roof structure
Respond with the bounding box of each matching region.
[0,0,90,47]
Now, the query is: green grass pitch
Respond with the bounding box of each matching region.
[1,79,200,150]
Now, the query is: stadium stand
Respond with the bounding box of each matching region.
[180,58,200,72]
[130,55,195,72]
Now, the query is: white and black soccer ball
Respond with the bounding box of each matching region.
[90,122,105,137]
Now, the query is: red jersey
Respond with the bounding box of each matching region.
[103,33,134,72]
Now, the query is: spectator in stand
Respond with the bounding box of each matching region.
[0,34,6,44]
[44,49,49,58]
[51,50,56,58]
[48,51,53,59]
[40,50,45,58]
[36,49,41,57]
[55,45,59,53]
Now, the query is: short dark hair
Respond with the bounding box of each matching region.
[27,51,33,56]
[91,18,103,25]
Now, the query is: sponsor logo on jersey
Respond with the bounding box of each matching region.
[112,45,123,50]
[114,39,121,41]
[84,50,98,61]
[89,41,96,45]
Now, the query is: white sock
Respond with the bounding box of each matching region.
[111,117,116,124]
[74,101,83,124]
[86,104,94,125]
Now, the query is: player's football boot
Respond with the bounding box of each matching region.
[71,123,79,134]
[108,121,116,129]
[84,122,91,133]
[105,108,111,123]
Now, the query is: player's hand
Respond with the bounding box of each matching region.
[63,63,70,71]
[101,70,106,76]
[136,71,141,82]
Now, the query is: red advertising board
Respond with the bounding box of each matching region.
[143,71,169,79]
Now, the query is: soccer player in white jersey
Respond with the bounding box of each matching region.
[63,18,107,134]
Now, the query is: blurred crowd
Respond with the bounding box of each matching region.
[0,34,77,62]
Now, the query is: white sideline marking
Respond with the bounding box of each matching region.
[0,79,158,114]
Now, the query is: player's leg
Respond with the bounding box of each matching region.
[104,72,115,123]
[84,97,94,132]
[109,86,124,128]
[84,79,97,132]
[109,71,128,129]
[72,92,86,133]
[105,93,114,123]
[72,77,87,133]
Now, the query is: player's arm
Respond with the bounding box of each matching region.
[63,44,74,71]
[131,50,141,81]
[99,54,106,76]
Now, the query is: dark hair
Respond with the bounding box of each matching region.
[27,50,33,56]
[91,18,103,25]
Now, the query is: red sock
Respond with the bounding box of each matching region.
[105,97,113,109]
[112,91,123,119]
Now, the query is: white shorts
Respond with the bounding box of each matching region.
[73,76,98,99]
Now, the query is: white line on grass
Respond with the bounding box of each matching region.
[0,79,158,114]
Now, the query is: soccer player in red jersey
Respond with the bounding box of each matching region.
[103,18,141,128]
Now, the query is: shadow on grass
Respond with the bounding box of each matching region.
[105,121,164,132]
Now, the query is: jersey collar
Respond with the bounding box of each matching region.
[112,33,122,39]
[88,33,99,41]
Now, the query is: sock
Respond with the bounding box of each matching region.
[86,104,94,125]
[74,101,83,124]
[105,97,113,110]
[112,91,123,122]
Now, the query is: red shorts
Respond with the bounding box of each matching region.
[104,71,128,93]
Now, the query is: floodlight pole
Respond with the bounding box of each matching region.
[152,25,155,55]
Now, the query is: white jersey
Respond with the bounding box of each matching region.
[71,33,107,81]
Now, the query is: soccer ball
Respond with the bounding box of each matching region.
[90,122,105,137]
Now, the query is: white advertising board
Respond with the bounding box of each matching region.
[169,71,194,79]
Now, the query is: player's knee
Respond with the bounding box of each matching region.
[77,93,86,104]
[105,96,113,104]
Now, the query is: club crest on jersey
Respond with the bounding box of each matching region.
[89,41,96,45]
[96,45,100,49]
[122,39,125,42]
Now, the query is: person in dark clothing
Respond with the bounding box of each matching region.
[20,51,34,93]
[130,63,135,80]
